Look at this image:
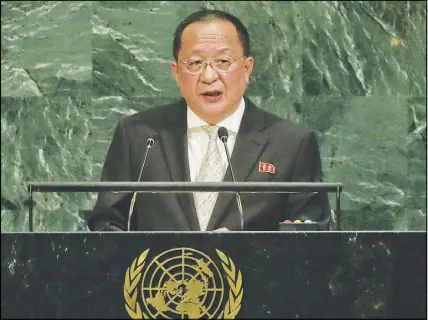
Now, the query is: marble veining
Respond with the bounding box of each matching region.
[1,1,426,231]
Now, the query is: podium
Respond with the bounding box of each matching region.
[1,232,426,318]
[1,182,424,318]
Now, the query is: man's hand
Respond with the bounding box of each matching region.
[213,227,229,232]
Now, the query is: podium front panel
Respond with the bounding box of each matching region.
[1,232,426,319]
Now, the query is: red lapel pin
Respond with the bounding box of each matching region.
[259,161,275,174]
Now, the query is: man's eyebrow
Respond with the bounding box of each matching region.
[217,48,232,53]
[190,48,232,54]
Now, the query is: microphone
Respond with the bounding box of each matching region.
[127,137,155,231]
[218,127,244,231]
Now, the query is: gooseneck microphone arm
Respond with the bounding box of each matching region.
[127,138,155,231]
[218,127,244,231]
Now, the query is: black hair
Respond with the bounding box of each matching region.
[172,9,250,61]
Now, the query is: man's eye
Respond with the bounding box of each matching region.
[217,60,231,65]
[189,60,203,66]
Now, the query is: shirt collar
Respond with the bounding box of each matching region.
[187,97,246,134]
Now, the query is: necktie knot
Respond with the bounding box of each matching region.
[203,125,218,141]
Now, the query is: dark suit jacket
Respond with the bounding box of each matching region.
[88,97,330,231]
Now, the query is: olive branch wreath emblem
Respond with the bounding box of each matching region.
[123,248,243,319]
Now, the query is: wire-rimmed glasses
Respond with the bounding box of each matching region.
[179,56,244,75]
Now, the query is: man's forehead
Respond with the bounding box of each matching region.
[183,20,238,39]
[179,20,242,57]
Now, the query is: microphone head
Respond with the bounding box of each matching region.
[147,138,155,147]
[218,127,229,142]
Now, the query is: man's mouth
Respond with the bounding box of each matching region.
[202,91,222,97]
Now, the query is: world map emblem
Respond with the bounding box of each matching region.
[123,248,243,319]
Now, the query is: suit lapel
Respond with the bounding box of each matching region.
[206,98,270,231]
[157,99,200,231]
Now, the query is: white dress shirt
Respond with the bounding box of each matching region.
[187,98,246,181]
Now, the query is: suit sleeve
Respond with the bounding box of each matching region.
[285,131,331,228]
[87,120,132,231]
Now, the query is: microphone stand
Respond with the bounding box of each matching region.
[218,128,244,231]
[127,138,154,231]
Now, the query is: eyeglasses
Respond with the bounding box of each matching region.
[179,56,244,75]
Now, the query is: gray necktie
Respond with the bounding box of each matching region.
[194,125,226,231]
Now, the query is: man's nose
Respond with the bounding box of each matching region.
[200,62,219,83]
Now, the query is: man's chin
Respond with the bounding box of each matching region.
[202,104,228,115]
[201,107,232,124]
[187,97,236,123]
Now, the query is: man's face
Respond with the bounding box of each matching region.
[171,19,254,125]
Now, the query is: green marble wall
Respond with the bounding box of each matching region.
[1,1,426,232]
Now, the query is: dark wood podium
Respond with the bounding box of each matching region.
[3,181,423,318]
[1,232,426,319]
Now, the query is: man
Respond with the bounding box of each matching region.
[88,9,330,232]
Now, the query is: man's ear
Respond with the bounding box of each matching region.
[170,61,179,84]
[244,57,254,83]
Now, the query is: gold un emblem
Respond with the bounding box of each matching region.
[123,247,243,319]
